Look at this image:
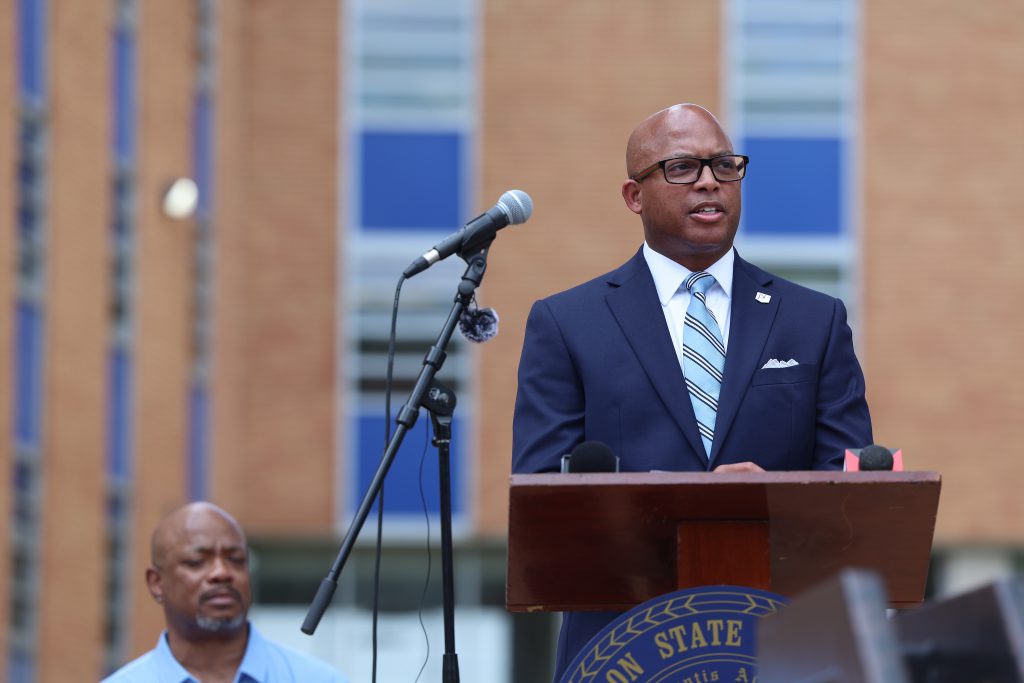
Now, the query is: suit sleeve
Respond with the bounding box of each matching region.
[813,298,873,469]
[512,299,586,473]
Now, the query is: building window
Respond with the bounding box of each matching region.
[344,0,478,532]
[727,0,860,305]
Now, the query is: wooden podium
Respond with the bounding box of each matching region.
[506,471,941,612]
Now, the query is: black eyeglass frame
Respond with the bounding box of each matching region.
[629,154,750,184]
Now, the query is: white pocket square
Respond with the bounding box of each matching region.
[762,358,799,369]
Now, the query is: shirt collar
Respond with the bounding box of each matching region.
[642,242,734,305]
[154,623,266,683]
[153,631,199,683]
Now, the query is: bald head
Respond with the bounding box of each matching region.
[620,102,743,271]
[151,502,246,568]
[625,104,731,177]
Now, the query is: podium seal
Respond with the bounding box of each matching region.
[561,586,786,683]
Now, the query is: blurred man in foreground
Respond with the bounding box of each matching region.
[102,501,347,683]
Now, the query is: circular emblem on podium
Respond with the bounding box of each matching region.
[561,586,786,683]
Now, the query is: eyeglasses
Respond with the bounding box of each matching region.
[630,154,749,184]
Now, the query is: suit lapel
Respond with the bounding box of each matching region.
[709,255,779,466]
[604,252,708,466]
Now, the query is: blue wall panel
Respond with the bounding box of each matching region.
[740,136,843,236]
[360,131,463,231]
[356,412,464,517]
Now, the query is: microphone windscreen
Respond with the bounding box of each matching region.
[458,306,499,343]
[859,444,895,471]
[564,440,619,473]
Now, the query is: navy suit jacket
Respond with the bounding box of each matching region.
[511,248,872,680]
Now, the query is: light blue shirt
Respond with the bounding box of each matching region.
[101,624,347,683]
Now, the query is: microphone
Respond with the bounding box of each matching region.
[844,444,903,471]
[859,444,894,471]
[561,440,620,473]
[403,189,533,278]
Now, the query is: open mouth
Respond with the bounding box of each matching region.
[689,203,725,222]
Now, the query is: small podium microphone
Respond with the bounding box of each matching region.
[403,189,533,278]
[845,444,903,471]
[561,441,620,473]
[859,444,894,471]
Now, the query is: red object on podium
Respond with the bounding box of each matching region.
[506,471,941,612]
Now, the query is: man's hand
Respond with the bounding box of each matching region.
[712,461,765,473]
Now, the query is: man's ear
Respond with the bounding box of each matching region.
[621,179,642,215]
[146,566,164,604]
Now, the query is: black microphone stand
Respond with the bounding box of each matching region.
[302,244,492,683]
[422,378,459,682]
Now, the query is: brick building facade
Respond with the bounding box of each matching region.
[3,1,1024,681]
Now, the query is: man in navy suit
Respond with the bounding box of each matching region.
[511,103,872,680]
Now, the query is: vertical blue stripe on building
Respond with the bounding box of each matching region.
[105,3,137,671]
[113,27,136,162]
[193,92,213,219]
[189,3,215,501]
[18,0,46,102]
[188,383,209,501]
[18,121,41,236]
[12,2,48,679]
[106,348,133,479]
[14,301,43,447]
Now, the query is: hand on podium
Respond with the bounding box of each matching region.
[713,461,765,473]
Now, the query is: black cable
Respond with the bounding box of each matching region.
[414,424,432,683]
[372,274,405,683]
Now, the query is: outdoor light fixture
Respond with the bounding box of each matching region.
[162,177,199,220]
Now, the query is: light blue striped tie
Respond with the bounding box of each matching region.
[683,271,726,458]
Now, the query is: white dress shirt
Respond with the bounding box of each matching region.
[642,243,734,377]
